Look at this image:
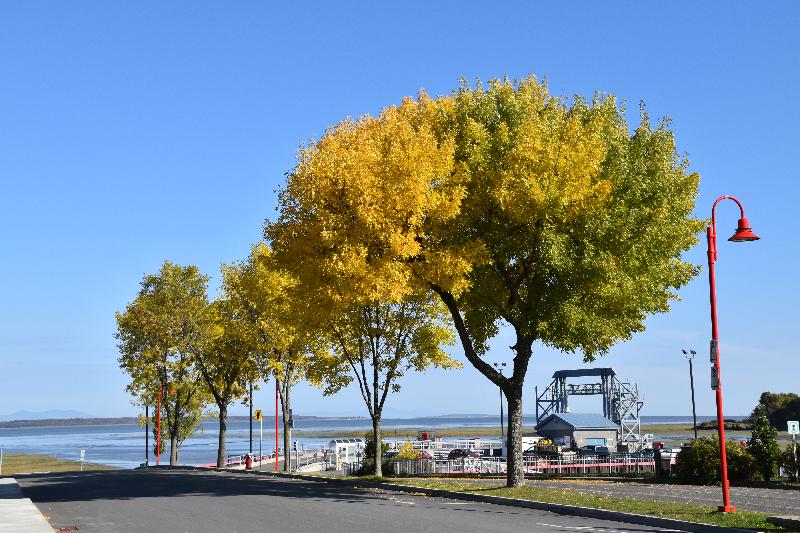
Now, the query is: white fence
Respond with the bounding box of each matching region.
[344,454,655,477]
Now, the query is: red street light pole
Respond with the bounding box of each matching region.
[706,195,759,513]
[275,379,280,472]
[156,385,177,467]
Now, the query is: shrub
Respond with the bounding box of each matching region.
[363,430,389,461]
[780,442,798,481]
[747,405,781,481]
[672,437,756,485]
[396,441,420,460]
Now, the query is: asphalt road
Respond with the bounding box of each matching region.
[17,470,687,533]
[528,480,800,515]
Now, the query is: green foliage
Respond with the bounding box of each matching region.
[696,419,752,430]
[672,437,756,485]
[751,391,800,429]
[748,405,782,481]
[266,75,703,486]
[115,261,212,462]
[780,442,799,481]
[307,296,458,409]
[363,430,390,460]
[436,77,703,359]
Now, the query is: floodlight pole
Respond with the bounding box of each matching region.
[492,362,506,444]
[682,349,698,440]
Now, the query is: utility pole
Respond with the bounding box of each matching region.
[682,349,698,440]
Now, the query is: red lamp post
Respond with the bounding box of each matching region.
[156,385,177,467]
[275,379,280,472]
[706,195,759,513]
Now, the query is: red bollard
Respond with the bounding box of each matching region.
[245,453,253,470]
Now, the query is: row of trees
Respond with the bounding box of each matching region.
[118,76,702,486]
[115,246,458,472]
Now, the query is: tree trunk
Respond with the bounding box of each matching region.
[282,386,291,472]
[372,416,382,477]
[170,433,179,466]
[217,403,227,468]
[506,388,524,487]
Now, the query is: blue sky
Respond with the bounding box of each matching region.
[1,2,798,419]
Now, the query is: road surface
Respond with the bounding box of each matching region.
[17,470,688,533]
[528,479,800,516]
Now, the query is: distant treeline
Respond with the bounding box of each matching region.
[752,392,800,430]
[0,415,332,429]
[696,419,753,430]
[693,392,800,431]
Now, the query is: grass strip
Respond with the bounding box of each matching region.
[0,453,116,475]
[384,478,783,531]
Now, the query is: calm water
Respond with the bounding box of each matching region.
[0,415,728,469]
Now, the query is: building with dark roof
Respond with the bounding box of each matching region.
[534,413,619,450]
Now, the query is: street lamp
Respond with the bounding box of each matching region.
[681,349,698,440]
[706,195,760,513]
[492,362,507,443]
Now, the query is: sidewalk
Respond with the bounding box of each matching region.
[0,478,52,532]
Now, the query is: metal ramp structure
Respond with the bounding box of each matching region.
[535,368,645,448]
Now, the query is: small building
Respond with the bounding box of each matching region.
[534,413,618,450]
[328,438,365,469]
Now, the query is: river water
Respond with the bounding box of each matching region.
[0,415,723,469]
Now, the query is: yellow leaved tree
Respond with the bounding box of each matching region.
[224,242,320,471]
[268,76,703,485]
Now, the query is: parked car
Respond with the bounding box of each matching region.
[447,448,481,460]
[383,450,400,459]
[578,445,610,457]
[593,446,611,457]
[417,450,434,460]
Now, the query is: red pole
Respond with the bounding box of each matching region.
[706,194,760,513]
[707,224,735,512]
[156,385,162,467]
[275,378,280,471]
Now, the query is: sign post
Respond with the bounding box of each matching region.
[789,421,799,481]
[254,409,263,470]
[80,449,85,472]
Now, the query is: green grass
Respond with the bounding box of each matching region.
[382,478,783,531]
[0,453,116,475]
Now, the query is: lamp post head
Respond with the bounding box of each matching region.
[728,217,760,242]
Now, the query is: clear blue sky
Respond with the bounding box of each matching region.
[1,1,797,419]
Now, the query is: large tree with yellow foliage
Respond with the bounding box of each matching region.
[267,76,702,486]
[225,242,319,470]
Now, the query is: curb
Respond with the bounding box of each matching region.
[154,466,756,533]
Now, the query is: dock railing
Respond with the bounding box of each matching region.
[343,453,655,477]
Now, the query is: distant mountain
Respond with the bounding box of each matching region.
[0,409,93,422]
